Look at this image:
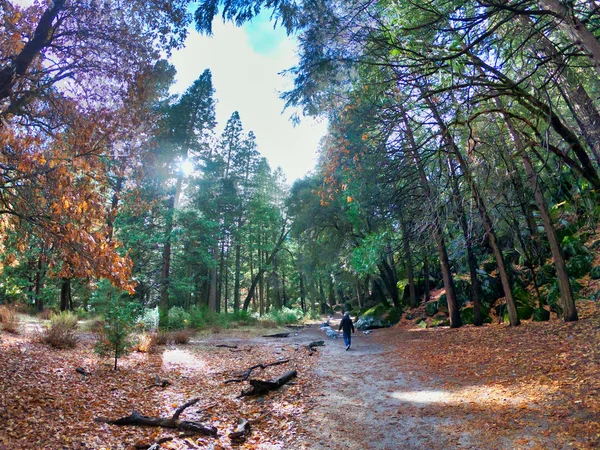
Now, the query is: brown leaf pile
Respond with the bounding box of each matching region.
[385,301,600,449]
[0,328,318,449]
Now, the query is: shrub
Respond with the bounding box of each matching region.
[138,307,159,331]
[134,332,158,353]
[188,306,206,329]
[156,330,169,345]
[265,306,303,325]
[167,306,190,330]
[170,329,191,344]
[230,310,257,326]
[39,309,54,321]
[0,305,19,334]
[42,311,78,348]
[95,299,138,370]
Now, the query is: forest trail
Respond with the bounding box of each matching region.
[293,320,475,450]
[291,312,600,450]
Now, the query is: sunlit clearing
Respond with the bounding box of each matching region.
[162,348,206,371]
[181,159,194,175]
[391,390,450,404]
[392,385,532,406]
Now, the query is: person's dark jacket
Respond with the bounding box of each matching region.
[338,315,355,335]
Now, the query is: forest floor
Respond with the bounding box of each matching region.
[1,306,600,449]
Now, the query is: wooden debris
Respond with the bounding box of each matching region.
[224,359,290,384]
[228,418,251,442]
[96,398,217,436]
[144,375,171,390]
[75,367,91,378]
[262,332,290,338]
[304,340,325,355]
[240,370,297,397]
[216,344,238,349]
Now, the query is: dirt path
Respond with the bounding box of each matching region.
[293,321,476,450]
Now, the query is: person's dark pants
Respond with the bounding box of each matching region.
[343,332,351,348]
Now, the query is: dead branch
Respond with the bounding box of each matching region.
[239,370,297,397]
[262,332,290,338]
[224,359,290,384]
[228,418,251,442]
[302,340,324,355]
[144,375,171,390]
[96,398,217,437]
[216,344,238,349]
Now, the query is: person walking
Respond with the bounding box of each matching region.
[338,312,355,351]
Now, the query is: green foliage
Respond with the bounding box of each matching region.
[561,236,591,259]
[590,266,600,280]
[566,254,593,278]
[167,306,191,330]
[95,298,138,370]
[265,306,303,326]
[532,307,550,322]
[138,307,159,331]
[425,301,438,317]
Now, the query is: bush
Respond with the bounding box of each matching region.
[42,311,78,348]
[39,309,54,321]
[156,330,169,345]
[134,332,158,353]
[230,310,257,326]
[138,307,159,331]
[170,330,191,344]
[95,299,138,370]
[167,306,190,330]
[0,304,19,334]
[265,307,303,325]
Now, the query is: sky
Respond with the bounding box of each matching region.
[169,13,328,184]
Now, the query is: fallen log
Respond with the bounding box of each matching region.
[262,332,290,338]
[305,340,325,355]
[96,398,217,437]
[228,418,251,442]
[215,344,238,349]
[224,359,290,384]
[240,370,297,397]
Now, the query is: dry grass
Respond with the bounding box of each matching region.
[156,331,169,345]
[134,332,158,353]
[42,311,78,348]
[0,305,19,334]
[170,330,191,344]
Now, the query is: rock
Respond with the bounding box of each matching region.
[436,295,448,313]
[562,236,591,259]
[460,306,475,325]
[425,301,438,317]
[532,307,550,322]
[356,304,401,330]
[566,254,593,278]
[430,318,450,327]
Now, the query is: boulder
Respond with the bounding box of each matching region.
[532,307,550,322]
[424,301,438,317]
[355,304,401,330]
[436,294,448,313]
[566,254,593,278]
[562,236,591,259]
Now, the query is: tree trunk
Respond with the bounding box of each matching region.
[399,104,461,327]
[501,109,578,321]
[447,156,482,325]
[424,94,519,326]
[233,243,241,312]
[538,0,600,78]
[60,277,72,311]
